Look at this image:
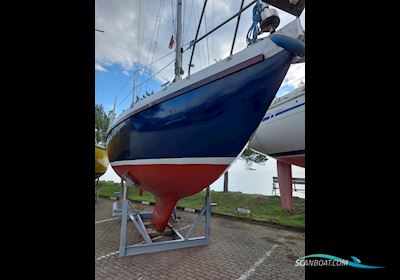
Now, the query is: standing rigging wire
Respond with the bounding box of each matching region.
[136,0,153,99]
[170,0,175,38]
[112,48,176,102]
[138,0,163,96]
[134,0,142,104]
[152,1,167,64]
[116,58,176,109]
[190,0,199,69]
[196,0,209,69]
[101,81,105,108]
[114,39,192,111]
[181,0,185,44]
[112,0,198,112]
[181,0,186,76]
[112,39,192,106]
[199,1,209,68]
[145,0,166,95]
[182,0,194,75]
[113,41,191,111]
[192,0,208,69]
[198,1,207,70]
[137,0,153,99]
[191,0,204,70]
[203,5,211,66]
[211,0,214,62]
[137,0,153,98]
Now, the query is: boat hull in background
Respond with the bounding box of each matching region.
[249,87,305,211]
[249,88,305,167]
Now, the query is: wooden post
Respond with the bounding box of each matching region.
[223,171,229,192]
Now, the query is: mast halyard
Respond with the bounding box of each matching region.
[174,0,183,81]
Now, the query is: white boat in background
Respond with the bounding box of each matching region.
[249,85,305,167]
[249,85,305,212]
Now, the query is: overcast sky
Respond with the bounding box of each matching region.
[95,0,305,114]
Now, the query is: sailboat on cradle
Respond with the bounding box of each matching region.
[106,0,305,232]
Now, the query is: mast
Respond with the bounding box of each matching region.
[174,0,183,81]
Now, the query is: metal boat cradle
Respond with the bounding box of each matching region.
[113,175,215,256]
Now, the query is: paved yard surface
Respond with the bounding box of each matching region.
[95,198,305,280]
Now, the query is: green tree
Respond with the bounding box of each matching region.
[95,104,111,144]
[223,148,268,193]
[240,148,268,170]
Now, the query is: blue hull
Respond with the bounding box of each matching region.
[107,50,294,162]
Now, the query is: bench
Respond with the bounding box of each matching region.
[272,176,305,195]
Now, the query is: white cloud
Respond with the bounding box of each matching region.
[122,70,130,76]
[95,62,107,72]
[281,63,305,89]
[96,0,305,99]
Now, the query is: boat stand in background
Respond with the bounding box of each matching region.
[114,175,214,257]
